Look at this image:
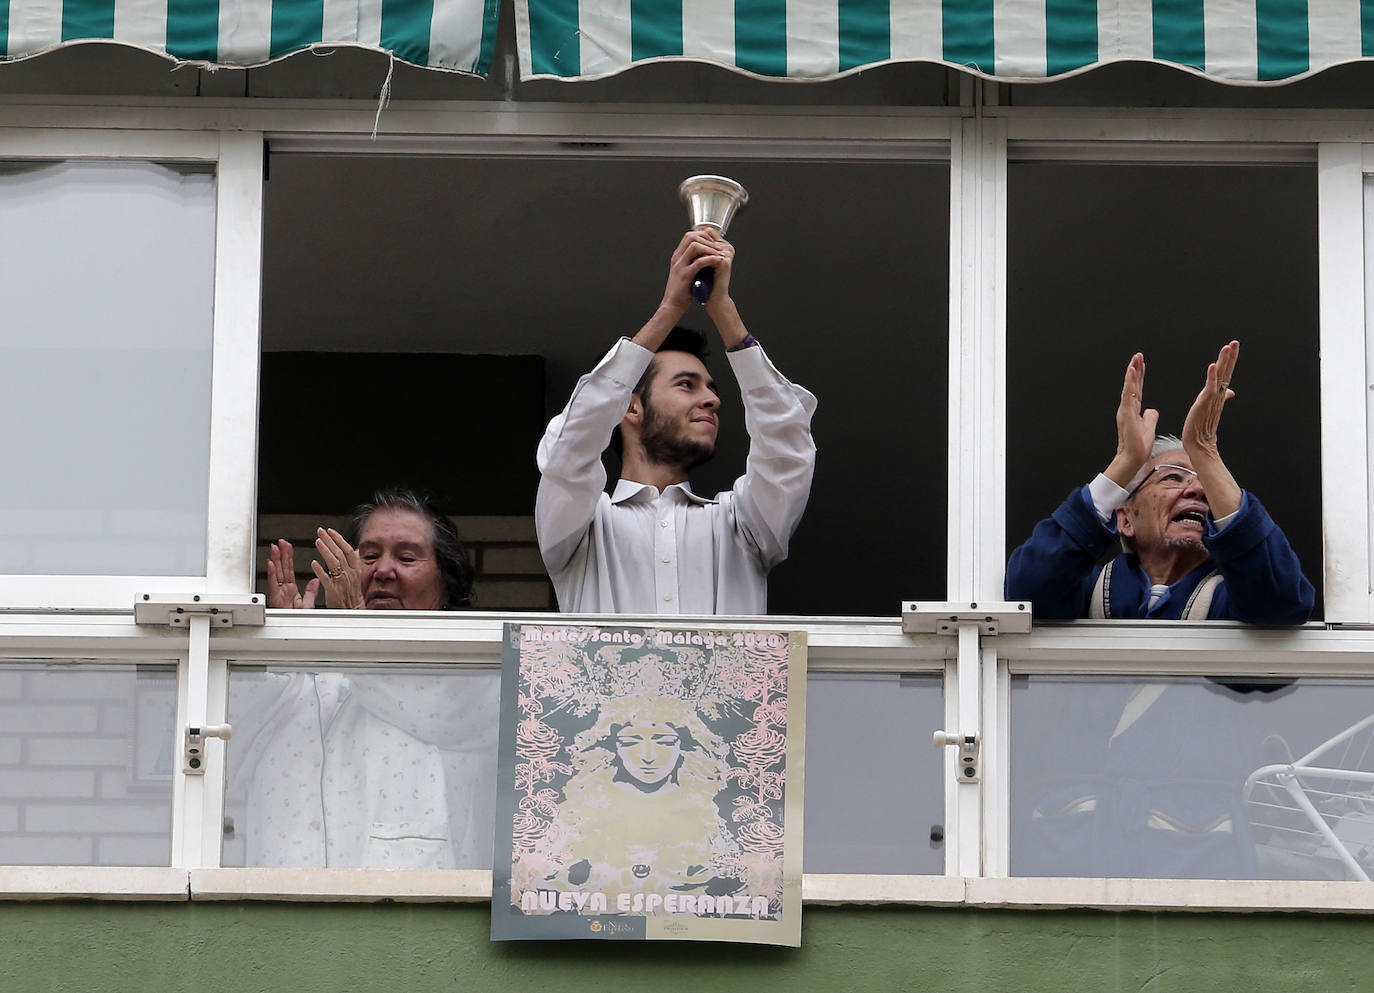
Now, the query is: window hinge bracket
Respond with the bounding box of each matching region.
[133,594,266,628]
[901,601,1031,636]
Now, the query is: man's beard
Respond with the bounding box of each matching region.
[639,397,715,471]
[1163,535,1208,553]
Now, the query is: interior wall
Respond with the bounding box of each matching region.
[258,352,544,515]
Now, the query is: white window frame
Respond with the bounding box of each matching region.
[0,610,956,899]
[0,109,966,905]
[989,623,1374,890]
[957,122,1373,908]
[0,127,263,609]
[205,611,953,898]
[4,101,1374,915]
[1316,142,1371,623]
[0,612,187,871]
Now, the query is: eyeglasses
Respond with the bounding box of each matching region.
[1127,463,1199,499]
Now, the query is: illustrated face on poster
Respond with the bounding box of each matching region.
[491,624,806,945]
[613,723,683,787]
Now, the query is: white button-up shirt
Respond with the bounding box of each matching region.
[536,337,817,614]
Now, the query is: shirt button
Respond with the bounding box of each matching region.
[664,594,673,602]
[660,520,669,528]
[662,556,671,563]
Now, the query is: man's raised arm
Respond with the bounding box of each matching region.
[1181,339,1243,520]
[1182,341,1312,623]
[1005,353,1155,615]
[535,342,650,574]
[695,232,817,569]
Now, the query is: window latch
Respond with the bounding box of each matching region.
[185,724,233,775]
[933,730,980,783]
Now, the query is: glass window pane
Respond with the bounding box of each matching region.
[224,664,499,870]
[0,159,214,575]
[804,672,944,874]
[0,662,175,866]
[1011,674,1374,880]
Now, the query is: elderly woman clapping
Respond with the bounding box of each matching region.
[267,487,473,611]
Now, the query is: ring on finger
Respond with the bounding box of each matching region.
[328,569,343,579]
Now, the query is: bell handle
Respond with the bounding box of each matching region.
[691,267,715,305]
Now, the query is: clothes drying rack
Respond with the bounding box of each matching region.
[1242,711,1374,882]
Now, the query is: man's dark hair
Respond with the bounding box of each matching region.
[609,327,711,458]
[347,488,474,609]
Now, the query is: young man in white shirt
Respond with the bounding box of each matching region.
[536,228,818,615]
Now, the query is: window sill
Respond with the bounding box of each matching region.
[0,866,187,900]
[191,868,492,901]
[964,876,1374,914]
[4,868,1373,914]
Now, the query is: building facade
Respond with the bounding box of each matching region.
[3,2,1374,988]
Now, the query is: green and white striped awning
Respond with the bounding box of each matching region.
[0,0,500,73]
[515,0,1374,83]
[5,0,1368,83]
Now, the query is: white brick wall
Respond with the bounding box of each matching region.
[26,801,171,835]
[31,671,135,699]
[100,704,132,735]
[0,836,95,864]
[0,704,100,734]
[0,665,175,867]
[96,834,172,865]
[0,770,98,796]
[28,737,130,766]
[98,770,157,802]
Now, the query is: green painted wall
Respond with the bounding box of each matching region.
[3,902,1371,992]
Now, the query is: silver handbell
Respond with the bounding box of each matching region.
[678,175,749,304]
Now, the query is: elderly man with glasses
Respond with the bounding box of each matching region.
[1005,341,1314,622]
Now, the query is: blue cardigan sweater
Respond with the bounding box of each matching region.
[1004,486,1314,623]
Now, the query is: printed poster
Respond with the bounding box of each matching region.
[491,622,806,945]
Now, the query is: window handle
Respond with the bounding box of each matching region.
[934,729,980,783]
[185,723,233,775]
